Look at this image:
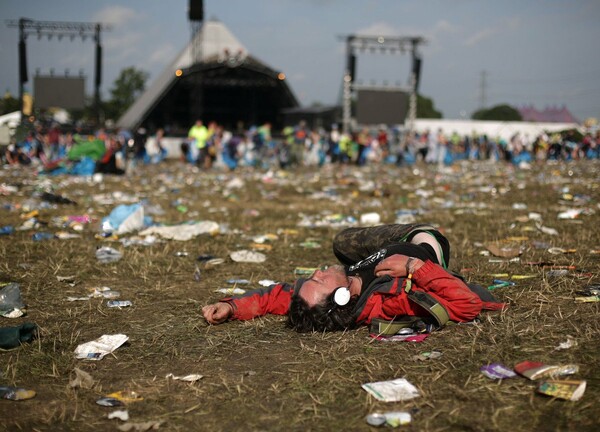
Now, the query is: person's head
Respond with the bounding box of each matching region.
[287,265,358,332]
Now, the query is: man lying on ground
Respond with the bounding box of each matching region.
[202,223,505,332]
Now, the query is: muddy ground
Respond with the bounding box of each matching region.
[1,160,599,431]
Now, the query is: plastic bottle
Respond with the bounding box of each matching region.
[0,226,14,235]
[106,300,132,308]
[32,232,55,241]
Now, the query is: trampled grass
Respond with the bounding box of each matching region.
[0,160,598,431]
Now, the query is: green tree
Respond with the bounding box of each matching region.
[0,92,20,115]
[416,94,442,118]
[105,67,149,121]
[471,104,522,121]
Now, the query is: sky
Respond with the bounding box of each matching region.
[1,0,599,122]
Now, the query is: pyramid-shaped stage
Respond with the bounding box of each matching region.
[117,19,299,133]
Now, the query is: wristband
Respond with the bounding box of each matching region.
[404,257,415,293]
[405,257,415,276]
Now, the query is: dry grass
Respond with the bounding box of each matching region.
[0,160,599,431]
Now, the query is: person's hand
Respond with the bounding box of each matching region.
[374,255,424,278]
[202,302,233,324]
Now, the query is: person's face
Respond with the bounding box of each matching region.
[296,265,349,307]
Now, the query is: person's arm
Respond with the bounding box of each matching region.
[202,302,233,324]
[202,283,293,324]
[374,254,424,278]
[374,257,482,322]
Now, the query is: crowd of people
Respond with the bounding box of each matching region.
[179,119,600,169]
[2,118,599,173]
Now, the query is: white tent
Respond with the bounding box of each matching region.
[0,111,20,145]
[0,111,21,128]
[413,118,580,141]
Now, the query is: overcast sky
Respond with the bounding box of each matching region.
[1,0,599,121]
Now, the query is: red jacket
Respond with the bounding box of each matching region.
[221,261,504,324]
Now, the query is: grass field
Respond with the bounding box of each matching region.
[1,159,599,431]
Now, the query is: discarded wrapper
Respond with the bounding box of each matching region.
[298,241,321,249]
[557,209,582,220]
[488,281,513,291]
[107,300,133,308]
[96,246,123,264]
[193,266,202,282]
[413,350,442,361]
[0,386,36,401]
[96,397,124,407]
[204,258,225,268]
[252,233,278,243]
[215,287,246,295]
[362,378,420,402]
[480,363,517,380]
[197,254,216,262]
[0,283,26,318]
[117,420,162,432]
[226,279,250,284]
[252,243,272,251]
[165,373,203,382]
[514,361,578,380]
[485,243,522,258]
[294,267,317,276]
[139,220,219,241]
[67,287,121,302]
[547,247,576,255]
[74,334,129,360]
[536,380,586,401]
[366,411,411,427]
[106,390,143,403]
[69,368,95,389]
[537,223,558,236]
[108,410,130,421]
[91,287,121,299]
[229,250,266,263]
[576,285,600,297]
[555,337,577,350]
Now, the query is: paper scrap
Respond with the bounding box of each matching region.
[165,373,203,382]
[361,378,420,402]
[74,334,129,360]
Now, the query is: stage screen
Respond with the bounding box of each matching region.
[34,76,86,109]
[356,88,409,125]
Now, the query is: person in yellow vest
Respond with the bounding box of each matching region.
[188,119,208,167]
[338,132,351,163]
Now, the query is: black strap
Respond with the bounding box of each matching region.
[369,316,423,335]
[368,290,450,336]
[406,290,450,328]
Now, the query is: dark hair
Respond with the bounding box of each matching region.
[287,291,358,333]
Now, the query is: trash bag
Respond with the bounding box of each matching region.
[102,204,145,234]
[69,157,97,176]
[67,139,106,161]
[0,322,37,349]
[0,283,25,316]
